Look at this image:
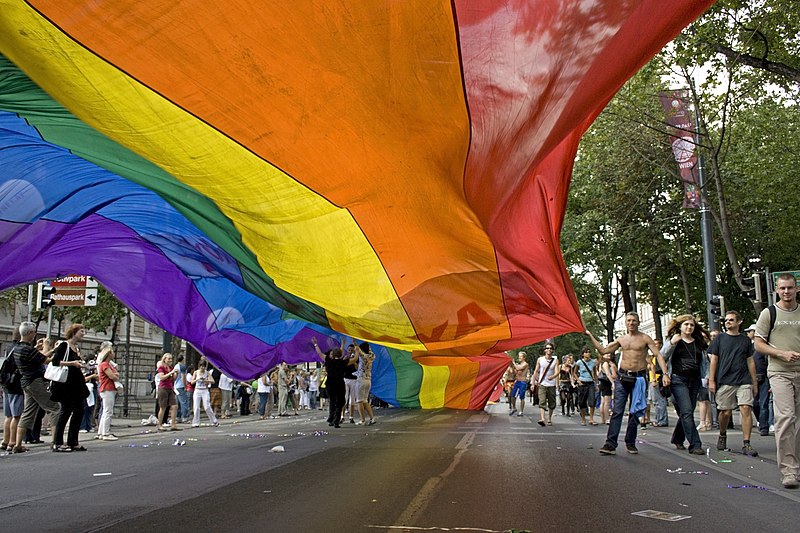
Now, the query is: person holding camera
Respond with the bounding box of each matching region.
[156,353,181,432]
[191,357,219,427]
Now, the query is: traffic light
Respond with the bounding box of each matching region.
[742,273,764,303]
[38,284,56,310]
[710,294,725,318]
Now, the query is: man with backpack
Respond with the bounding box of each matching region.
[754,273,800,489]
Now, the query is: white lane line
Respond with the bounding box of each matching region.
[0,473,137,510]
[368,525,504,532]
[391,431,476,530]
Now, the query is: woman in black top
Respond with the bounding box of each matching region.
[50,324,90,452]
[661,314,709,455]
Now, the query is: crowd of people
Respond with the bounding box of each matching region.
[1,323,386,456]
[499,273,800,489]
[2,275,798,490]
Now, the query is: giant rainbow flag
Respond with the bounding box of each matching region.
[0,1,713,409]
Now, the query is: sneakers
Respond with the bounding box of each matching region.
[626,444,638,454]
[717,434,727,451]
[516,412,523,417]
[782,475,799,489]
[689,448,705,455]
[349,418,355,424]
[368,419,375,426]
[759,429,770,437]
[101,434,119,441]
[355,421,364,425]
[599,445,616,455]
[509,409,517,416]
[742,443,758,457]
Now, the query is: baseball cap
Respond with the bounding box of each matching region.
[745,324,756,332]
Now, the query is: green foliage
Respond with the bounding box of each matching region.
[65,285,127,340]
[566,0,800,330]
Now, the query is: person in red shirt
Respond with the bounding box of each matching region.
[156,353,181,432]
[96,343,120,441]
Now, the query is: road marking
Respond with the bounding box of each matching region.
[0,473,137,510]
[392,431,476,529]
[368,525,504,532]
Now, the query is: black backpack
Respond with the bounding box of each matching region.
[0,349,22,394]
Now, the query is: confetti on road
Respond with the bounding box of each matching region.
[93,472,112,477]
[727,484,772,491]
[269,445,285,453]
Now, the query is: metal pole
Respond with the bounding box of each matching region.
[693,96,718,330]
[46,307,54,339]
[123,307,131,416]
[26,284,33,322]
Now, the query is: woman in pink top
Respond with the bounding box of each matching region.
[96,343,120,441]
[156,353,181,432]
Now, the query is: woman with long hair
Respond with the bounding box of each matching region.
[95,344,120,441]
[50,324,90,452]
[661,314,709,455]
[156,353,180,431]
[597,352,617,425]
[191,357,219,427]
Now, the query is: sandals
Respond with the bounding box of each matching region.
[11,445,29,454]
[52,445,72,453]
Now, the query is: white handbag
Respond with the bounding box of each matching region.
[44,344,71,383]
[45,362,68,383]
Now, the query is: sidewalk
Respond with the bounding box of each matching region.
[0,407,333,448]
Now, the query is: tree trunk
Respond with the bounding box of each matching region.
[603,277,614,341]
[619,271,633,313]
[649,269,663,342]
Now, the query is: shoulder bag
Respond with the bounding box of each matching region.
[45,345,70,383]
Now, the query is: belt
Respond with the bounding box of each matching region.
[619,369,647,377]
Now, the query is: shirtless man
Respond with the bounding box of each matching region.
[586,312,670,455]
[508,351,529,417]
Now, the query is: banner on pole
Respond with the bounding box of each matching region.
[660,90,700,209]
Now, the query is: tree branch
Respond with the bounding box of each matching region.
[714,43,800,84]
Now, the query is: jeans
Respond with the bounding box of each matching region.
[604,377,640,450]
[175,387,190,421]
[670,374,702,451]
[753,376,773,432]
[650,383,668,426]
[258,392,273,417]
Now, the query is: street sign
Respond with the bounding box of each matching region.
[51,275,98,288]
[771,270,800,284]
[37,276,99,308]
[51,288,98,307]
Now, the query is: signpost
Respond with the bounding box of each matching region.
[37,275,100,338]
[39,275,99,308]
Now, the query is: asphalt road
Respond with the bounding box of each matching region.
[1,402,796,532]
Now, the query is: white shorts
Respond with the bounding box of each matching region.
[356,379,371,403]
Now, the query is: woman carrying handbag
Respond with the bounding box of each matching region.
[50,324,90,452]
